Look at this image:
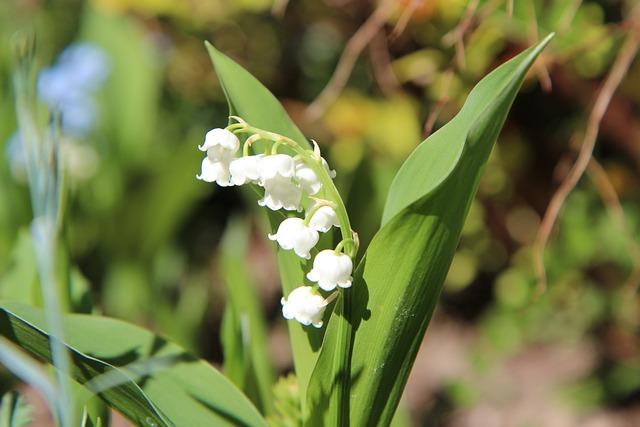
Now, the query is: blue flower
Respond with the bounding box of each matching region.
[36,42,109,137]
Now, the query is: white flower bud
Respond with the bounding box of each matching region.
[307,249,353,291]
[307,205,340,232]
[281,286,327,328]
[229,154,263,185]
[268,217,319,259]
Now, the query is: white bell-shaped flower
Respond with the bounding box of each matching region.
[260,154,295,181]
[258,154,302,210]
[259,175,302,211]
[295,160,322,195]
[294,157,337,195]
[281,286,327,328]
[229,154,263,185]
[268,217,319,259]
[197,157,233,186]
[197,128,240,186]
[307,205,340,232]
[199,128,240,156]
[307,249,353,291]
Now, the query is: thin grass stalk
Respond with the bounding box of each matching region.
[10,32,75,426]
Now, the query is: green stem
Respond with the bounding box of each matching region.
[236,122,357,258]
[242,134,261,157]
[271,140,287,155]
[303,199,334,226]
[303,154,356,258]
[334,238,354,255]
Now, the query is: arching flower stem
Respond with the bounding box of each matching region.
[242,134,262,157]
[224,119,358,259]
[303,199,336,227]
[334,237,356,255]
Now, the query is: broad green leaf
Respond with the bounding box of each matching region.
[220,216,275,415]
[383,34,551,224]
[205,42,322,413]
[307,35,554,426]
[389,399,411,427]
[0,302,266,427]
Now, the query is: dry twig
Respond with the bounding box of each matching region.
[442,0,480,69]
[424,0,500,134]
[305,0,396,120]
[391,0,422,40]
[533,25,640,294]
[369,30,399,96]
[271,0,290,17]
[423,68,454,137]
[526,0,552,91]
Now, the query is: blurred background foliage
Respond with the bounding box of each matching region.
[1,0,640,425]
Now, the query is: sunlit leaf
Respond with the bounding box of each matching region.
[306,34,554,426]
[0,302,266,427]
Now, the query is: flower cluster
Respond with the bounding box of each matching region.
[197,117,358,328]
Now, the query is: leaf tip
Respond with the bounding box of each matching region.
[540,32,555,48]
[204,40,218,57]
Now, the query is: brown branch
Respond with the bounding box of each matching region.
[424,0,500,133]
[551,66,640,165]
[533,28,640,295]
[271,0,290,17]
[369,30,399,96]
[305,0,396,120]
[587,159,640,290]
[442,0,480,69]
[391,0,422,40]
[526,0,552,91]
[423,68,454,137]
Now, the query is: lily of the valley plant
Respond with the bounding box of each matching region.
[197,117,356,328]
[0,35,553,427]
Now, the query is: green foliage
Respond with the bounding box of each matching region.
[206,33,553,426]
[220,216,275,414]
[306,35,554,426]
[1,0,638,425]
[0,302,266,427]
[205,42,323,414]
